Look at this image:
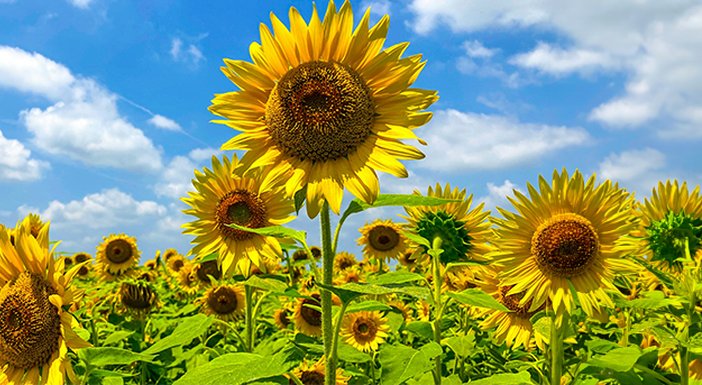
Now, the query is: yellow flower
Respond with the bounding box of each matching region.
[0,215,90,384]
[198,284,245,322]
[492,169,636,317]
[209,0,437,217]
[273,307,292,330]
[182,155,294,276]
[340,311,390,352]
[72,252,92,278]
[289,358,349,385]
[166,253,186,274]
[118,280,158,319]
[404,183,492,264]
[293,293,323,337]
[176,262,199,296]
[95,234,140,280]
[358,219,408,263]
[333,251,358,271]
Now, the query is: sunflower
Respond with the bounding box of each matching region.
[358,219,408,263]
[620,180,702,276]
[72,252,92,278]
[195,259,222,285]
[144,260,157,271]
[492,169,636,317]
[404,183,492,265]
[340,310,390,352]
[25,212,45,239]
[209,0,437,217]
[95,234,140,280]
[476,268,546,350]
[0,216,90,384]
[118,280,158,318]
[197,284,245,321]
[62,254,74,269]
[294,293,323,336]
[273,307,292,330]
[162,248,180,262]
[289,358,349,385]
[334,251,357,271]
[182,155,294,276]
[166,253,186,274]
[333,266,363,285]
[176,262,199,296]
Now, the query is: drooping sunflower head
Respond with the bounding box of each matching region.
[198,284,245,321]
[0,216,90,384]
[144,260,157,271]
[493,169,636,317]
[96,234,140,280]
[72,252,92,277]
[273,307,292,330]
[294,293,323,337]
[340,310,390,352]
[119,280,158,318]
[209,0,438,218]
[182,155,294,276]
[195,259,222,285]
[358,219,408,262]
[334,251,358,271]
[404,183,492,264]
[290,357,350,385]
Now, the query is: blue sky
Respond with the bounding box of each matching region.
[1,0,701,261]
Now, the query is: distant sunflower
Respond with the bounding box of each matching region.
[358,219,408,263]
[289,358,349,385]
[340,311,390,352]
[209,0,438,217]
[144,260,157,271]
[334,266,363,285]
[492,169,635,316]
[177,262,199,296]
[166,254,186,274]
[72,252,92,277]
[294,293,323,336]
[63,255,74,269]
[0,215,90,384]
[198,284,245,321]
[25,212,45,239]
[334,251,358,271]
[404,183,492,264]
[195,259,222,285]
[119,280,158,318]
[182,155,294,276]
[96,234,140,280]
[162,248,180,262]
[273,307,292,330]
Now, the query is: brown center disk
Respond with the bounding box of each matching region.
[531,213,600,278]
[74,253,91,263]
[215,190,267,241]
[106,239,133,264]
[352,317,378,343]
[196,260,222,283]
[299,371,325,385]
[266,61,375,163]
[0,272,61,369]
[368,225,400,252]
[300,294,322,327]
[207,287,239,315]
[120,282,154,310]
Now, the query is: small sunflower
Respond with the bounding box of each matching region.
[340,310,390,352]
[404,183,492,264]
[182,155,295,276]
[166,254,186,274]
[72,252,92,278]
[96,234,140,280]
[198,284,245,321]
[176,262,199,296]
[25,212,45,239]
[118,280,158,318]
[144,260,157,271]
[334,251,358,271]
[273,307,292,330]
[0,215,91,384]
[333,266,363,285]
[162,248,180,262]
[289,358,349,385]
[195,259,222,285]
[209,0,438,217]
[358,219,408,263]
[492,169,636,317]
[294,293,323,336]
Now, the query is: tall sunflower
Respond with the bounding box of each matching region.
[0,216,90,384]
[404,183,492,264]
[358,219,408,263]
[95,234,140,280]
[340,311,390,352]
[492,169,636,317]
[209,0,438,217]
[182,155,294,276]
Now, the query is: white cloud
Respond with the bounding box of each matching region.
[0,46,164,172]
[463,40,498,58]
[67,0,92,9]
[597,148,668,194]
[154,147,220,199]
[148,114,181,131]
[409,1,702,133]
[170,38,204,67]
[0,129,49,181]
[478,180,522,212]
[418,109,590,171]
[361,0,391,16]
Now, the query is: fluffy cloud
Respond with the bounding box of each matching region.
[0,46,164,172]
[418,109,590,171]
[148,114,182,131]
[597,148,668,194]
[361,0,391,16]
[408,1,702,133]
[154,148,221,199]
[0,129,49,181]
[478,180,522,212]
[170,38,204,68]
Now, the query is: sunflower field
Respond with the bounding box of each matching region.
[3,1,702,385]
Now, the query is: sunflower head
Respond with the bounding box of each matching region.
[96,234,140,280]
[198,284,245,321]
[274,307,292,330]
[177,262,199,296]
[358,219,408,262]
[294,293,323,336]
[404,183,491,265]
[119,280,157,318]
[334,251,357,271]
[144,260,157,271]
[166,254,186,273]
[290,358,349,385]
[340,310,390,352]
[162,248,179,262]
[210,0,438,217]
[646,210,702,267]
[195,259,222,285]
[72,252,92,277]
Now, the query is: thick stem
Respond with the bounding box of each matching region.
[431,236,444,385]
[330,301,350,366]
[320,201,336,385]
[245,285,254,352]
[550,312,565,385]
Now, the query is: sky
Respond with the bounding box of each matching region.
[1,0,701,262]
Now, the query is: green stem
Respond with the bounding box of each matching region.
[431,236,443,385]
[90,318,99,347]
[330,301,350,366]
[212,318,246,348]
[285,250,295,286]
[550,312,566,385]
[245,285,254,352]
[320,201,335,385]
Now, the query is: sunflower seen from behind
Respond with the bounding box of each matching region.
[95,234,140,281]
[493,169,635,317]
[182,155,294,276]
[209,0,438,217]
[0,216,90,384]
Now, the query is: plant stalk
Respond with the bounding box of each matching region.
[431,236,444,385]
[550,312,565,385]
[320,201,336,385]
[245,285,254,352]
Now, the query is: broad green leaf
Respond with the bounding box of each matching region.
[378,342,442,385]
[227,223,307,245]
[468,371,533,385]
[143,314,213,355]
[448,289,510,312]
[173,353,293,385]
[78,347,153,367]
[90,369,134,378]
[588,346,643,372]
[444,333,475,357]
[617,290,678,310]
[337,342,372,363]
[102,331,134,346]
[346,300,392,313]
[199,252,218,263]
[244,275,288,293]
[405,321,434,340]
[403,231,431,248]
[367,271,426,285]
[689,332,702,354]
[585,338,620,354]
[319,282,430,304]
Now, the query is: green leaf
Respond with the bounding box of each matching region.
[585,338,620,354]
[378,342,443,385]
[447,288,510,312]
[143,314,213,355]
[319,282,430,304]
[173,353,293,385]
[444,333,475,357]
[367,271,426,285]
[102,331,134,346]
[89,369,134,378]
[346,300,392,313]
[337,342,372,363]
[199,252,218,263]
[403,231,431,248]
[78,347,153,367]
[468,371,533,385]
[294,186,307,215]
[227,223,307,245]
[588,346,643,372]
[244,275,288,293]
[616,290,678,310]
[405,321,434,340]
